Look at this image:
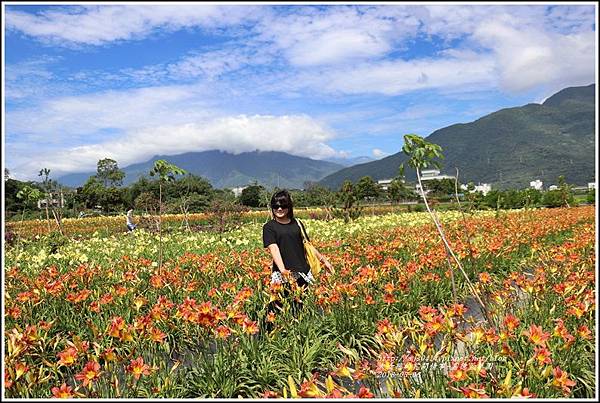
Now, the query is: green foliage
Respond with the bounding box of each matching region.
[400,134,444,174]
[16,185,43,210]
[331,180,362,223]
[150,160,187,183]
[542,190,574,208]
[354,176,380,200]
[422,178,455,197]
[96,158,125,188]
[388,177,417,203]
[43,231,69,254]
[239,184,265,207]
[586,188,595,204]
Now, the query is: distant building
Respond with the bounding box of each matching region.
[377,178,394,191]
[588,182,596,190]
[460,183,492,196]
[548,185,558,191]
[420,169,455,181]
[231,186,247,197]
[37,194,65,209]
[530,180,543,191]
[416,169,456,194]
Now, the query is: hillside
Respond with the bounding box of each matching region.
[59,150,344,189]
[319,84,596,190]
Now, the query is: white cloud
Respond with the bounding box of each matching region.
[9,114,340,180]
[7,84,217,141]
[257,5,419,67]
[5,5,260,46]
[304,54,497,96]
[473,20,596,93]
[372,148,388,158]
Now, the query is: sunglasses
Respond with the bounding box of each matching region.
[271,203,289,210]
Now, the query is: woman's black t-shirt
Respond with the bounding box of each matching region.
[262,218,310,274]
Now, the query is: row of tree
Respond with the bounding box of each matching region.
[4,157,593,222]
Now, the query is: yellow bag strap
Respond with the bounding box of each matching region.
[297,219,309,242]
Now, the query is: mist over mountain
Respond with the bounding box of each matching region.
[59,150,345,189]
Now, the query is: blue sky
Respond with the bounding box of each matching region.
[3,3,597,180]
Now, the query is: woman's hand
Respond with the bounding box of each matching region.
[321,257,334,274]
[280,268,291,276]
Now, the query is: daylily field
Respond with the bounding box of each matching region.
[3,206,596,398]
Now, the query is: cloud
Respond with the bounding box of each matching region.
[257,5,420,67]
[6,84,217,142]
[5,5,260,46]
[301,54,498,96]
[9,114,340,180]
[473,20,595,93]
[372,148,388,158]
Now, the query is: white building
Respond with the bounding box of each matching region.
[377,178,394,191]
[231,186,247,197]
[530,180,543,191]
[548,185,558,191]
[415,169,456,193]
[588,182,596,190]
[37,191,65,209]
[460,183,492,196]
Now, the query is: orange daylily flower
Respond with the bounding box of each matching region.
[375,352,395,374]
[533,346,552,366]
[552,366,576,395]
[242,318,259,335]
[333,360,353,379]
[126,356,152,380]
[357,386,374,398]
[14,362,29,380]
[74,361,102,387]
[215,325,232,339]
[453,383,489,398]
[51,383,74,398]
[448,361,469,383]
[577,325,592,340]
[56,346,78,366]
[513,387,536,398]
[376,318,394,335]
[503,314,520,333]
[148,326,166,343]
[102,347,117,362]
[478,272,492,284]
[522,324,550,346]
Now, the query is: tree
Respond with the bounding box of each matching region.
[304,184,335,207]
[331,180,362,223]
[80,176,105,209]
[239,183,265,207]
[38,168,64,235]
[400,134,488,317]
[388,177,416,204]
[149,160,187,272]
[557,175,574,208]
[16,185,43,223]
[423,178,455,197]
[96,158,125,188]
[354,176,380,201]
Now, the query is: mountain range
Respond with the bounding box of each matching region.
[59,83,595,191]
[319,83,596,189]
[59,150,345,189]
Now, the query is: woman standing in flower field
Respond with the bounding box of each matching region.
[263,190,333,317]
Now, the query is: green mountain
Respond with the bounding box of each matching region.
[319,84,596,190]
[59,150,344,189]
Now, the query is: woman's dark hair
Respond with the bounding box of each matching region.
[270,189,294,220]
